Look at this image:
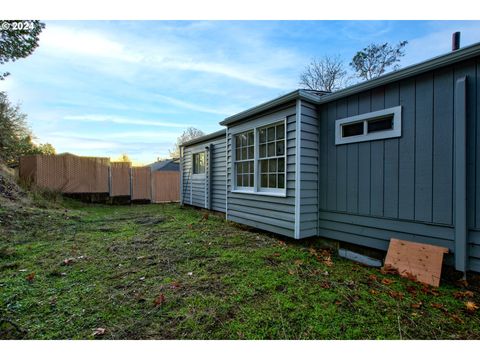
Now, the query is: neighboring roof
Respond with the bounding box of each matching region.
[149,159,180,172]
[221,41,480,126]
[180,129,226,147]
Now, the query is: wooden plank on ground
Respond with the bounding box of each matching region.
[384,238,448,287]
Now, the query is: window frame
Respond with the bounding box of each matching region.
[335,106,402,145]
[233,130,255,191]
[231,118,287,197]
[192,151,206,176]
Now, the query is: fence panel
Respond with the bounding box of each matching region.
[19,155,180,203]
[19,156,38,182]
[131,166,151,200]
[152,171,180,203]
[110,162,131,196]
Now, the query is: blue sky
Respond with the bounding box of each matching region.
[1,20,480,164]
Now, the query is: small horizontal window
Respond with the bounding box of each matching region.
[342,122,364,138]
[335,106,402,145]
[367,116,394,133]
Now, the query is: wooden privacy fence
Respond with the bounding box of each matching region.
[19,154,179,203]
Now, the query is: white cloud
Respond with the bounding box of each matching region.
[153,94,238,115]
[40,25,141,62]
[63,114,192,128]
[38,23,296,90]
[402,23,480,66]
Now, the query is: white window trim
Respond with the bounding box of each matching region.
[335,106,402,145]
[192,150,206,177]
[231,118,287,197]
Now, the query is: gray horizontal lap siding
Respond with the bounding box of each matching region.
[226,105,297,238]
[299,101,319,238]
[181,135,227,211]
[181,145,206,208]
[317,57,480,271]
[210,137,227,212]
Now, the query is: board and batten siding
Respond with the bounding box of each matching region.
[226,103,297,238]
[318,56,480,272]
[181,134,226,212]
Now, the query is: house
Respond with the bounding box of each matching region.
[180,41,480,274]
[149,158,180,172]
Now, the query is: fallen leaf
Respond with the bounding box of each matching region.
[421,285,439,296]
[403,271,418,282]
[381,278,394,285]
[411,302,423,309]
[465,301,479,313]
[431,302,445,310]
[92,328,106,337]
[370,289,379,295]
[406,286,418,295]
[153,294,166,307]
[288,269,296,275]
[451,314,464,324]
[453,290,474,299]
[320,281,331,289]
[389,291,404,300]
[294,259,304,266]
[456,279,469,288]
[380,264,398,275]
[202,213,209,221]
[170,281,181,289]
[273,253,281,257]
[368,274,378,282]
[26,272,35,282]
[309,248,318,256]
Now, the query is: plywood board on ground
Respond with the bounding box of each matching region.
[384,238,448,287]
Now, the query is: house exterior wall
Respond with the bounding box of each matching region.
[317,56,480,272]
[179,49,480,272]
[226,103,297,237]
[298,100,320,238]
[181,134,226,212]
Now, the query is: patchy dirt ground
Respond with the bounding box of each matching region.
[1,201,479,339]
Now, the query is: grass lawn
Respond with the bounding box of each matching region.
[1,200,479,339]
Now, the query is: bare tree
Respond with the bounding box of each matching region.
[169,127,205,158]
[350,41,408,81]
[299,55,348,92]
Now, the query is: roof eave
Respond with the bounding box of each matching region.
[220,89,323,126]
[180,129,227,147]
[317,42,480,104]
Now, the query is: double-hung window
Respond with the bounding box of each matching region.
[234,130,254,189]
[258,122,285,190]
[233,119,286,195]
